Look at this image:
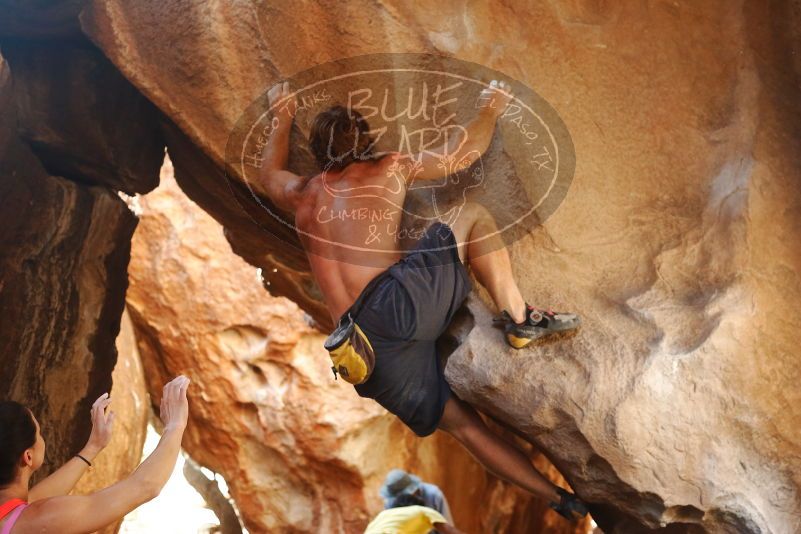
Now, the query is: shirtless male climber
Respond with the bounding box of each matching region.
[252,79,588,520]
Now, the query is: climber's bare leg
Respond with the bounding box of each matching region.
[438,396,560,502]
[448,202,526,323]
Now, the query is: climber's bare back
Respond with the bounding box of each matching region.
[294,153,408,323]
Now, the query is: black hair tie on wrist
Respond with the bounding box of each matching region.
[76,454,92,467]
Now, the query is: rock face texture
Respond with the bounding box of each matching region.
[0,0,163,482]
[80,1,801,532]
[72,309,149,534]
[0,41,164,194]
[0,48,141,477]
[0,1,798,533]
[126,159,585,533]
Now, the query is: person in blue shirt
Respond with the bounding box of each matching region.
[380,469,452,525]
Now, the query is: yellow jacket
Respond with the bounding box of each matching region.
[364,505,448,534]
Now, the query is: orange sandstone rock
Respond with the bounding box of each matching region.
[82,1,801,530]
[126,159,583,533]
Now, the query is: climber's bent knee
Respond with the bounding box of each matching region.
[449,202,493,242]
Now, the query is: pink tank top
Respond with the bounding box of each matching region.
[0,500,28,534]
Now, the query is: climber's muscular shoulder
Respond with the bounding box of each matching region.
[272,152,398,212]
[295,152,406,210]
[256,169,315,213]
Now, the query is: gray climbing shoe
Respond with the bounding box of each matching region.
[493,303,581,349]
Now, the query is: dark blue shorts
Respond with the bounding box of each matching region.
[350,222,472,437]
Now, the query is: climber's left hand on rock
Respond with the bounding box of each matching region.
[268,80,298,121]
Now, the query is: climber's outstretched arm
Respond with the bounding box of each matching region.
[393,79,514,183]
[255,81,304,213]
